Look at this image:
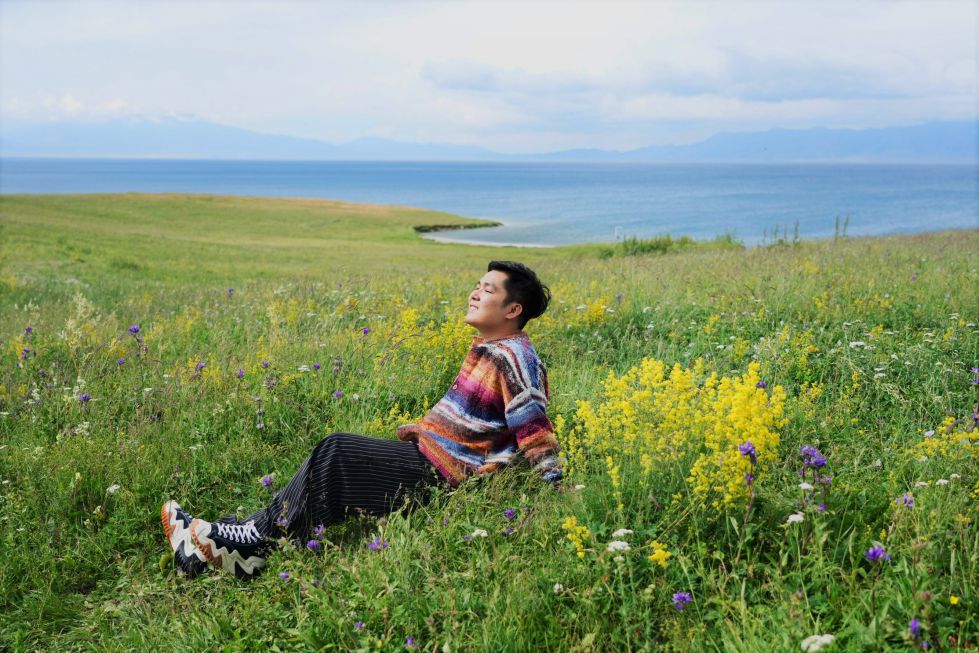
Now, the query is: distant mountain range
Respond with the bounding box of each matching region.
[1,116,975,163]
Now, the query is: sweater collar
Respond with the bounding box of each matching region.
[472,330,528,345]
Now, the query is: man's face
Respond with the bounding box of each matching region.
[465,270,522,332]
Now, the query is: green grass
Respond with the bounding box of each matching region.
[0,193,977,652]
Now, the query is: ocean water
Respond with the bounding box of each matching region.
[1,158,976,246]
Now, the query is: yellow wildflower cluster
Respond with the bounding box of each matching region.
[796,382,824,420]
[362,402,424,437]
[561,516,591,559]
[372,306,473,374]
[560,358,787,512]
[905,416,978,466]
[647,540,672,568]
[852,292,892,312]
[687,362,787,510]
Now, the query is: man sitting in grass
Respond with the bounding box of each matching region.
[162,260,565,579]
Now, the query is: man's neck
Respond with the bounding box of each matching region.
[475,326,522,342]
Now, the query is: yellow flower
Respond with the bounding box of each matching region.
[950,595,959,605]
[647,540,672,569]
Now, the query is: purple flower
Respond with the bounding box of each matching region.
[615,292,625,301]
[117,357,126,365]
[129,325,140,335]
[261,360,270,368]
[970,367,979,375]
[910,273,918,281]
[800,445,827,468]
[261,475,273,488]
[236,368,245,379]
[817,502,827,512]
[502,525,515,536]
[313,362,321,371]
[25,325,33,334]
[405,636,416,648]
[314,524,326,538]
[755,381,767,389]
[368,536,389,551]
[275,516,290,529]
[194,361,206,372]
[79,393,91,403]
[672,591,693,610]
[504,507,517,521]
[971,378,979,386]
[744,472,754,485]
[227,288,234,297]
[279,571,290,580]
[354,621,365,631]
[865,544,891,562]
[897,493,914,508]
[306,539,321,551]
[332,389,343,399]
[361,327,370,335]
[462,534,473,541]
[738,441,757,464]
[20,348,32,359]
[909,618,921,637]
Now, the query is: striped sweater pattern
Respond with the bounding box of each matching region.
[396,330,563,487]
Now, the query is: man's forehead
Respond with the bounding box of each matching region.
[479,271,506,286]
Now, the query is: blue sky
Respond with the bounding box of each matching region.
[1,0,976,153]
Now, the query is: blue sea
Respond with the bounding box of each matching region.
[1,158,976,246]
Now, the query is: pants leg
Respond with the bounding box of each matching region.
[244,431,449,542]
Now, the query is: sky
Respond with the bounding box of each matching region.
[1,0,976,153]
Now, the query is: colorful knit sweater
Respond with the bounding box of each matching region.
[396,330,563,487]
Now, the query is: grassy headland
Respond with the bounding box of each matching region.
[0,193,976,652]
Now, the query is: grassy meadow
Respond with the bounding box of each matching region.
[0,193,977,652]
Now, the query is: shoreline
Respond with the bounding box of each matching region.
[3,190,976,251]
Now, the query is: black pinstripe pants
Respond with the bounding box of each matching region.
[244,432,451,542]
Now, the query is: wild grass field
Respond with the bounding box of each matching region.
[0,193,976,652]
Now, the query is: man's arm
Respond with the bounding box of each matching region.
[497,356,564,485]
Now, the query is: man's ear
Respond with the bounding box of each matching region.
[505,302,523,321]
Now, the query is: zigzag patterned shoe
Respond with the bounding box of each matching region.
[190,517,272,579]
[161,500,237,578]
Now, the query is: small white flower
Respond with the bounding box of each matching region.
[106,484,121,494]
[786,513,805,524]
[873,458,882,467]
[606,540,631,552]
[575,304,586,310]
[471,528,488,538]
[848,341,866,348]
[800,633,835,652]
[351,393,360,401]
[935,479,949,485]
[923,430,935,437]
[297,365,310,373]
[914,481,929,487]
[613,555,625,562]
[950,473,961,479]
[574,484,586,490]
[611,528,633,537]
[552,583,564,593]
[798,482,814,491]
[873,373,885,379]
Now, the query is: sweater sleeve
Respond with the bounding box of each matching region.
[496,353,564,485]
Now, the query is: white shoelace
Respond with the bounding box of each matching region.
[215,521,262,544]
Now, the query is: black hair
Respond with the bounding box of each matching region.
[487,260,552,329]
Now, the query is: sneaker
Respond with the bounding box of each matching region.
[191,517,271,579]
[161,500,237,578]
